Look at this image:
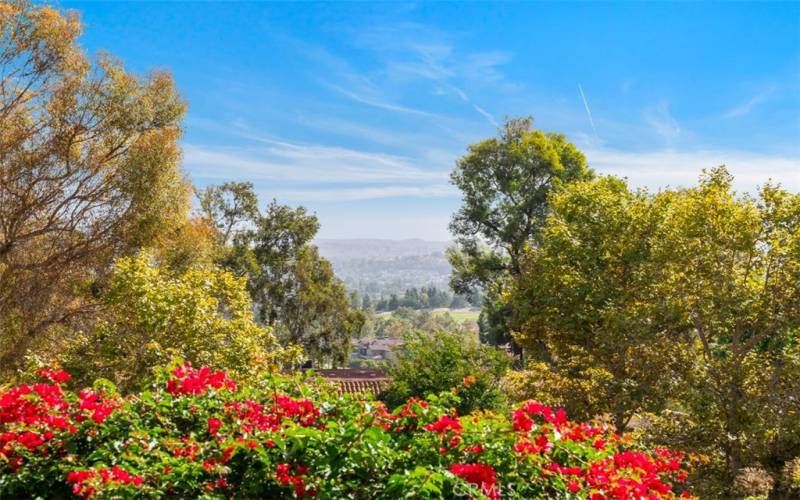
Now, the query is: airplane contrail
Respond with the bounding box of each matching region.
[578,83,599,140]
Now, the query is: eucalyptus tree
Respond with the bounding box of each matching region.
[448,117,593,350]
[0,1,189,372]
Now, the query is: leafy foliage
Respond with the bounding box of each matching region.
[59,254,285,391]
[200,184,364,367]
[448,117,593,349]
[510,176,683,431]
[510,167,800,494]
[0,1,190,374]
[0,362,694,499]
[381,330,511,415]
[366,308,472,340]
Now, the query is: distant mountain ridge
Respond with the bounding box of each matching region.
[314,238,450,260]
[314,239,453,296]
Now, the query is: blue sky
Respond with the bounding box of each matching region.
[61,1,799,240]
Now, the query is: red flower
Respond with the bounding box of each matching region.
[512,409,533,432]
[567,479,582,493]
[166,363,237,396]
[207,418,223,436]
[78,389,116,424]
[450,463,499,500]
[66,466,143,498]
[424,415,462,435]
[37,368,71,383]
[276,463,310,497]
[17,431,45,451]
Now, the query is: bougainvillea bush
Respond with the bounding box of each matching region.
[1,362,694,499]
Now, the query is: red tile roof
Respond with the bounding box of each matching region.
[314,369,392,395]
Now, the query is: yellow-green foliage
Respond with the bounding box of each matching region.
[510,166,800,495]
[502,362,615,422]
[62,254,288,391]
[0,1,192,375]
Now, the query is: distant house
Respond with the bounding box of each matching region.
[351,337,403,363]
[314,368,391,396]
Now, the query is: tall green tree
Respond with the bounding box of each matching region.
[647,168,799,489]
[509,176,682,431]
[198,181,259,246]
[200,184,363,367]
[448,117,593,350]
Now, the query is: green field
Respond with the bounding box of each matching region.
[377,308,481,323]
[433,308,480,323]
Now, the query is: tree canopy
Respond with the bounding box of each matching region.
[200,183,364,367]
[381,329,511,415]
[448,117,593,349]
[509,167,800,493]
[0,1,190,374]
[61,253,283,391]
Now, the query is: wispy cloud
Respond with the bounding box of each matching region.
[184,141,449,185]
[293,113,447,151]
[643,102,681,141]
[326,84,443,119]
[723,87,776,118]
[586,147,800,192]
[450,84,498,127]
[268,185,457,202]
[302,22,508,128]
[470,103,499,128]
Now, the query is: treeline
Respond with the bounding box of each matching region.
[354,287,479,312]
[361,307,475,340]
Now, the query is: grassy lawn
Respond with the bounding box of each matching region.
[434,308,480,323]
[376,308,481,323]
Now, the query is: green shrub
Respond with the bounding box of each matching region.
[59,254,289,391]
[380,330,511,415]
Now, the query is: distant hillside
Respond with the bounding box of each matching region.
[314,239,453,296]
[315,239,450,260]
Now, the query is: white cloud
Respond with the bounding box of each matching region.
[586,147,800,192]
[268,185,457,202]
[449,84,498,127]
[327,84,444,119]
[311,23,507,128]
[578,83,599,140]
[184,142,449,184]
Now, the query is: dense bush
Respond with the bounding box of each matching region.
[1,362,694,498]
[57,254,288,392]
[380,330,510,415]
